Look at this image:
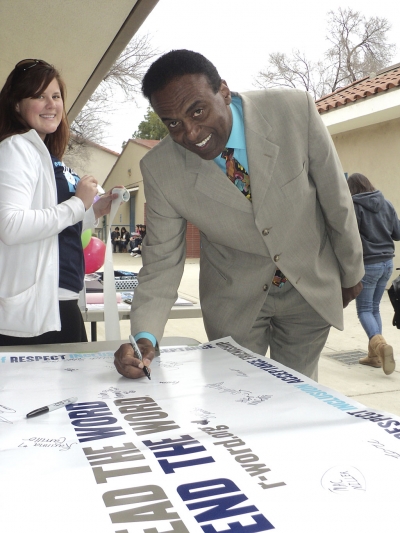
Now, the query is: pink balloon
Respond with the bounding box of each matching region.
[83,236,106,274]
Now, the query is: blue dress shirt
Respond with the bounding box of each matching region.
[214,96,249,174]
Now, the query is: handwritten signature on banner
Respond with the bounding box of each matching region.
[368,439,400,459]
[0,404,16,424]
[98,387,137,400]
[321,466,366,493]
[230,368,249,377]
[18,436,77,451]
[158,360,182,370]
[206,383,273,406]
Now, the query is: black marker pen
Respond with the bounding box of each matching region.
[26,396,78,418]
[129,335,151,380]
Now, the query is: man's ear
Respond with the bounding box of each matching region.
[15,102,20,113]
[220,80,232,105]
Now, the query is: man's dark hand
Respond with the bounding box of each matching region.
[342,281,363,308]
[114,338,155,379]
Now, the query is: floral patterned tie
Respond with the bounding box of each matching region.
[221,148,252,202]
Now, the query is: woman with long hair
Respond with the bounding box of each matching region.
[0,59,117,345]
[348,172,400,374]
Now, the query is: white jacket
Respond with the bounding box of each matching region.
[0,130,95,337]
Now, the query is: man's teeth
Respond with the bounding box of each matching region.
[196,134,212,147]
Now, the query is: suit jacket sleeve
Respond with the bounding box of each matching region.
[129,158,187,342]
[305,91,364,288]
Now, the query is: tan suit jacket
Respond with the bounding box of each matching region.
[131,89,364,346]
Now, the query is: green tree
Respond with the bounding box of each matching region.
[132,107,169,140]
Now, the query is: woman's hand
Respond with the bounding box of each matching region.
[92,186,124,218]
[75,175,98,210]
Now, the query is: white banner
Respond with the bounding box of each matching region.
[1,337,399,532]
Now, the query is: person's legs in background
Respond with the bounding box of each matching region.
[130,237,142,257]
[356,259,395,374]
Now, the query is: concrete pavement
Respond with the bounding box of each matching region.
[94,253,400,416]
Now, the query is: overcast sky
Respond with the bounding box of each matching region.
[102,0,400,152]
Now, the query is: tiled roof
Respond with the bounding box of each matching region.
[315,63,400,114]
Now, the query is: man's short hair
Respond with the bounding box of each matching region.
[142,49,222,101]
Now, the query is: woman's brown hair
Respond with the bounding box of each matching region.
[347,173,376,196]
[0,60,69,159]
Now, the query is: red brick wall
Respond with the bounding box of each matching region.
[144,204,200,258]
[185,221,200,258]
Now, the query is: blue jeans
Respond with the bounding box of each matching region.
[356,259,393,339]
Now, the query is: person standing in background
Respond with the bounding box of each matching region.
[348,172,400,375]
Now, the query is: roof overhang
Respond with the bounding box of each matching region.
[0,0,159,121]
[320,86,400,135]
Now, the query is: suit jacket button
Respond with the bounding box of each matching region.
[263,284,268,291]
[262,228,269,236]
[274,254,280,262]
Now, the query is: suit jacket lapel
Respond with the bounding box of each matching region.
[240,93,280,218]
[184,146,253,214]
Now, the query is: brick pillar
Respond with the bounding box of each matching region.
[145,203,200,258]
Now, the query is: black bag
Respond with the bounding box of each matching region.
[388,274,400,328]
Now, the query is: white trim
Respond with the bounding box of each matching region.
[320,86,400,134]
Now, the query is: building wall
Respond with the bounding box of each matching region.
[104,140,202,257]
[64,143,119,186]
[102,141,148,239]
[331,117,400,276]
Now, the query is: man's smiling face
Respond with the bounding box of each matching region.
[151,73,233,160]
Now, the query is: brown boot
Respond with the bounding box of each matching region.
[359,341,382,368]
[369,335,396,375]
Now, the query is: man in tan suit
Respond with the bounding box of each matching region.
[114,50,364,380]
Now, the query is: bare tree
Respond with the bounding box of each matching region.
[255,50,326,100]
[255,8,395,99]
[66,33,157,161]
[324,8,393,91]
